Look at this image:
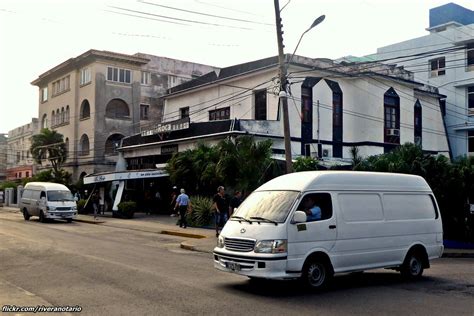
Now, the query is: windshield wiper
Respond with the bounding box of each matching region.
[230,215,252,224]
[249,216,278,226]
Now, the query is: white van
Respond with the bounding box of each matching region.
[213,171,444,289]
[19,182,78,223]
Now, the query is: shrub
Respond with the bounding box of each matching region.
[293,156,318,172]
[188,196,214,227]
[117,201,137,219]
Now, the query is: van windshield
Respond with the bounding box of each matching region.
[47,190,75,202]
[232,191,299,223]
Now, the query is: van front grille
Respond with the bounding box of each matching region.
[56,207,72,211]
[224,237,256,252]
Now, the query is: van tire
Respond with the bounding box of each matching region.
[301,257,333,290]
[66,218,73,223]
[39,211,46,223]
[23,209,30,221]
[400,250,424,279]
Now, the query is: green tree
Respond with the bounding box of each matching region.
[293,156,319,172]
[31,128,67,179]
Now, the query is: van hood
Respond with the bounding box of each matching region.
[221,220,287,241]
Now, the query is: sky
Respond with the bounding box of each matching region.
[1,0,473,134]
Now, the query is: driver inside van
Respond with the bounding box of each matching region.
[302,196,322,222]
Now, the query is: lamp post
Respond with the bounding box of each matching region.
[274,0,325,173]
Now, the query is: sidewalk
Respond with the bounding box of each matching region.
[1,206,473,257]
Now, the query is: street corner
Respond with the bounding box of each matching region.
[180,237,216,253]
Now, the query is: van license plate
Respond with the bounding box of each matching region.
[227,262,240,271]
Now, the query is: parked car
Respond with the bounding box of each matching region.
[214,171,444,289]
[19,182,77,223]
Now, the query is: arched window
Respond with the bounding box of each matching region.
[61,107,65,124]
[80,99,90,119]
[66,105,70,122]
[79,134,90,156]
[414,100,422,147]
[56,109,60,126]
[384,87,400,151]
[51,110,55,126]
[105,98,129,118]
[41,114,48,129]
[105,133,125,155]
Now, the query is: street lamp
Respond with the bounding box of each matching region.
[274,0,325,173]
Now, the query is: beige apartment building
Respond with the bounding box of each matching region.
[6,118,38,180]
[31,49,217,181]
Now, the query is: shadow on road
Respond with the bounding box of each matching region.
[223,272,443,298]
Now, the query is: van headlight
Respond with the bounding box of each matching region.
[217,236,225,248]
[72,206,77,211]
[254,239,287,253]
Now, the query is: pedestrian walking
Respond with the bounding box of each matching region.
[229,190,243,217]
[91,191,99,220]
[174,188,190,229]
[213,186,230,237]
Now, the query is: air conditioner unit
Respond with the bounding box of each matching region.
[322,149,330,157]
[386,128,400,137]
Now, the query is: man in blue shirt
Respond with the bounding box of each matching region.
[303,196,322,222]
[174,188,190,228]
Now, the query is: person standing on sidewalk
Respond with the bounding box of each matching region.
[213,186,230,237]
[174,188,190,228]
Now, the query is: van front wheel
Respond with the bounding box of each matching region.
[401,251,424,279]
[23,209,30,221]
[302,259,332,290]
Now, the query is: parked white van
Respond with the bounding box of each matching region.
[213,171,444,289]
[20,182,77,223]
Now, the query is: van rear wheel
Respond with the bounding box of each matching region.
[401,251,424,279]
[23,209,30,221]
[301,258,332,290]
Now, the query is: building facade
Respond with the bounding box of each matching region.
[31,50,217,181]
[0,133,7,181]
[119,55,449,169]
[6,118,38,180]
[372,3,474,159]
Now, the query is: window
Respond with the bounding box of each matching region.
[41,114,48,129]
[26,171,29,178]
[384,88,400,144]
[439,99,446,117]
[105,134,125,155]
[467,43,474,69]
[301,87,312,123]
[254,89,267,120]
[105,99,129,118]
[16,152,20,163]
[51,110,55,126]
[180,107,189,119]
[141,71,150,85]
[66,106,70,122]
[430,57,446,77]
[468,86,474,115]
[52,75,70,95]
[209,107,230,121]
[79,134,90,156]
[41,87,48,102]
[107,67,131,83]
[140,104,149,120]
[296,193,333,222]
[469,130,474,154]
[80,67,91,85]
[80,100,91,119]
[414,100,422,147]
[19,172,22,178]
[61,107,65,124]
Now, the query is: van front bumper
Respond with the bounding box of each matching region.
[213,249,301,280]
[45,211,77,219]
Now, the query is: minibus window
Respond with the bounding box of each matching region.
[296,193,333,222]
[233,191,299,223]
[47,190,75,202]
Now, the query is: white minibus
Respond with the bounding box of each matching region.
[213,171,443,289]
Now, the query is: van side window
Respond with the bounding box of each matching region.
[297,193,333,222]
[23,190,32,199]
[40,191,46,199]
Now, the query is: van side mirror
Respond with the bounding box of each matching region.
[292,211,307,223]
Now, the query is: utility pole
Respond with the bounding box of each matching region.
[274,0,293,173]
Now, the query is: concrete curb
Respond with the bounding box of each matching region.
[442,252,474,258]
[73,218,106,224]
[180,240,213,253]
[161,230,206,239]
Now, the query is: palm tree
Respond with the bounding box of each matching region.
[30,128,67,177]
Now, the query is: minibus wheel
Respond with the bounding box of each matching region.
[302,258,333,290]
[66,218,73,223]
[401,251,424,279]
[23,209,30,221]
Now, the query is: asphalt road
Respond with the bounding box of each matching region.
[0,211,473,316]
